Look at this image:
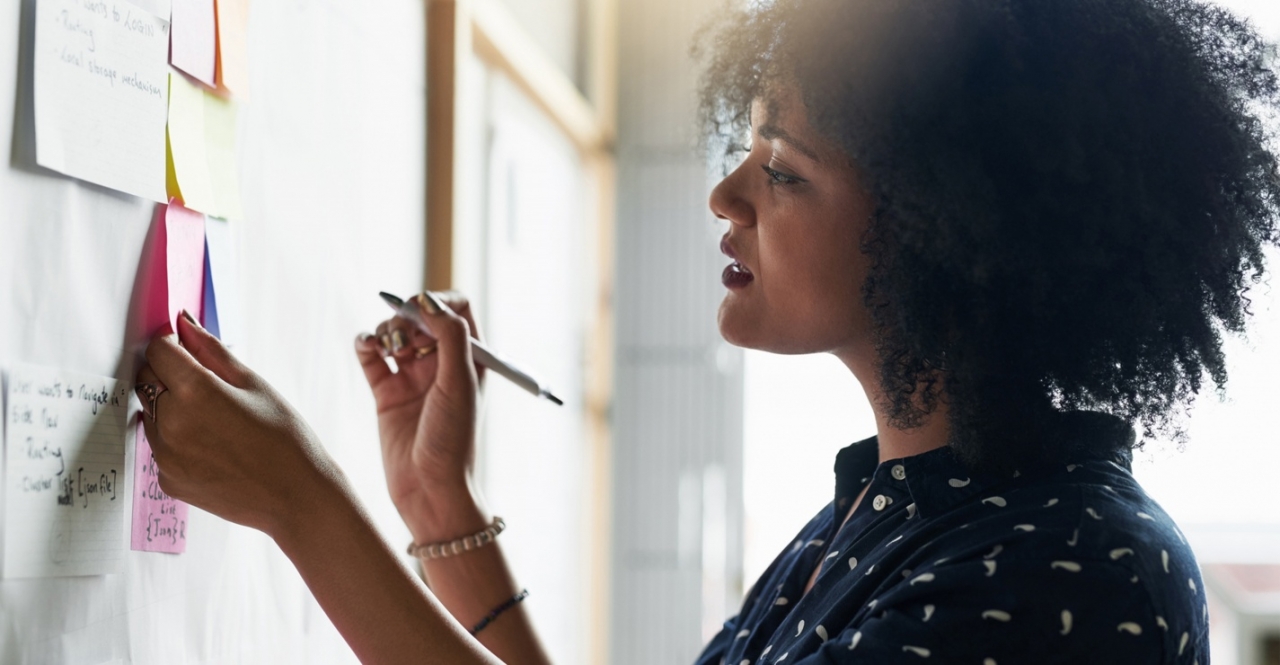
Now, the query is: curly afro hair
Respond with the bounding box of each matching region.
[696,0,1280,474]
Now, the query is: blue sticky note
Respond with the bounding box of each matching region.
[201,238,222,339]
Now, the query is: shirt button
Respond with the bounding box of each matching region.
[873,494,891,511]
[891,464,906,481]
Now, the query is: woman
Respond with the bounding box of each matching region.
[134,0,1280,662]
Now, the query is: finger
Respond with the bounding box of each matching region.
[374,321,394,356]
[136,364,161,387]
[176,310,250,388]
[413,291,477,395]
[139,391,174,456]
[433,290,483,343]
[144,325,209,392]
[355,333,394,386]
[386,317,421,358]
[428,291,486,383]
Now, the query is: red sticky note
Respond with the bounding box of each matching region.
[171,0,218,87]
[131,421,189,553]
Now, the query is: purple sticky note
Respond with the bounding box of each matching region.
[171,0,217,87]
[131,422,189,553]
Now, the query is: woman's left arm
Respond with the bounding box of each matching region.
[136,314,501,665]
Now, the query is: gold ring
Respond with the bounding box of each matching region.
[414,343,439,359]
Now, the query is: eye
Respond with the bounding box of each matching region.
[762,164,804,185]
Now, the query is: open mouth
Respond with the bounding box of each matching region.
[722,261,754,288]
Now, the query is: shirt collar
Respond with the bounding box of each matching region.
[832,411,1136,519]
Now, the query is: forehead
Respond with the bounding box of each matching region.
[749,90,838,163]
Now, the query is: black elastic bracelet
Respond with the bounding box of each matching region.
[470,589,529,636]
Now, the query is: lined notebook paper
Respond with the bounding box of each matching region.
[4,365,129,578]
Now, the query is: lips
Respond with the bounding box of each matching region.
[722,261,754,288]
[720,236,754,288]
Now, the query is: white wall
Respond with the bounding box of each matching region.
[0,0,426,662]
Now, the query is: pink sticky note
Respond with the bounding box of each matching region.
[131,421,189,553]
[141,200,207,337]
[171,0,218,87]
[132,201,202,554]
[165,201,207,329]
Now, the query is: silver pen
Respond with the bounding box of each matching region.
[378,292,564,406]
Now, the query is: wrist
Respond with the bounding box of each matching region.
[269,467,365,555]
[397,482,491,544]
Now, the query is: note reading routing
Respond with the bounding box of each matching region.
[33,0,170,201]
[3,365,130,578]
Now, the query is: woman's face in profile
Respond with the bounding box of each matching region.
[710,88,875,357]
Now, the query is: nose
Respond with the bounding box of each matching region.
[709,164,755,228]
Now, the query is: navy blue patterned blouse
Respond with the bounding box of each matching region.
[696,415,1209,664]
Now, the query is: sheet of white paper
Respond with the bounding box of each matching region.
[130,0,172,19]
[3,364,130,578]
[34,0,170,201]
[203,216,241,347]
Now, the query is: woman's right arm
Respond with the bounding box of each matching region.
[355,292,552,665]
[136,315,505,665]
[134,293,552,663]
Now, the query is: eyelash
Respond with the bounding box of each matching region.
[762,164,804,186]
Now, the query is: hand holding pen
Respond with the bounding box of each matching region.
[353,290,561,549]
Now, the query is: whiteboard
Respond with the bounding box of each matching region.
[0,0,427,662]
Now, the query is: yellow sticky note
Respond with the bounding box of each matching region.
[215,0,250,97]
[167,73,243,220]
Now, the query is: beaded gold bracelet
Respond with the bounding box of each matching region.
[407,516,506,560]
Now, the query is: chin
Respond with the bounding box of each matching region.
[716,297,758,349]
[717,296,861,355]
[716,297,787,353]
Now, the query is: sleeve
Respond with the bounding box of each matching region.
[794,556,1166,665]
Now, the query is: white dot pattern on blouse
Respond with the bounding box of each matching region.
[694,423,1208,665]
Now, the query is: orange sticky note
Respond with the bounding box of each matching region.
[215,0,250,96]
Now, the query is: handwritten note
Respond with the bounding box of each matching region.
[130,423,188,552]
[171,0,217,87]
[3,365,129,578]
[214,0,250,96]
[167,73,244,219]
[34,0,170,201]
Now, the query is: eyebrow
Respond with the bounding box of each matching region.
[756,123,822,163]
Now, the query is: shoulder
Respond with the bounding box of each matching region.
[811,460,1207,664]
[896,462,1203,665]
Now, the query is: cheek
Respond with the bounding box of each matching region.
[761,226,865,327]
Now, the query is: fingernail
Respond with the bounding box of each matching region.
[180,309,203,329]
[379,333,393,351]
[390,329,406,353]
[420,291,445,315]
[356,333,375,345]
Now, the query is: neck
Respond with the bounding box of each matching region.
[834,346,950,463]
